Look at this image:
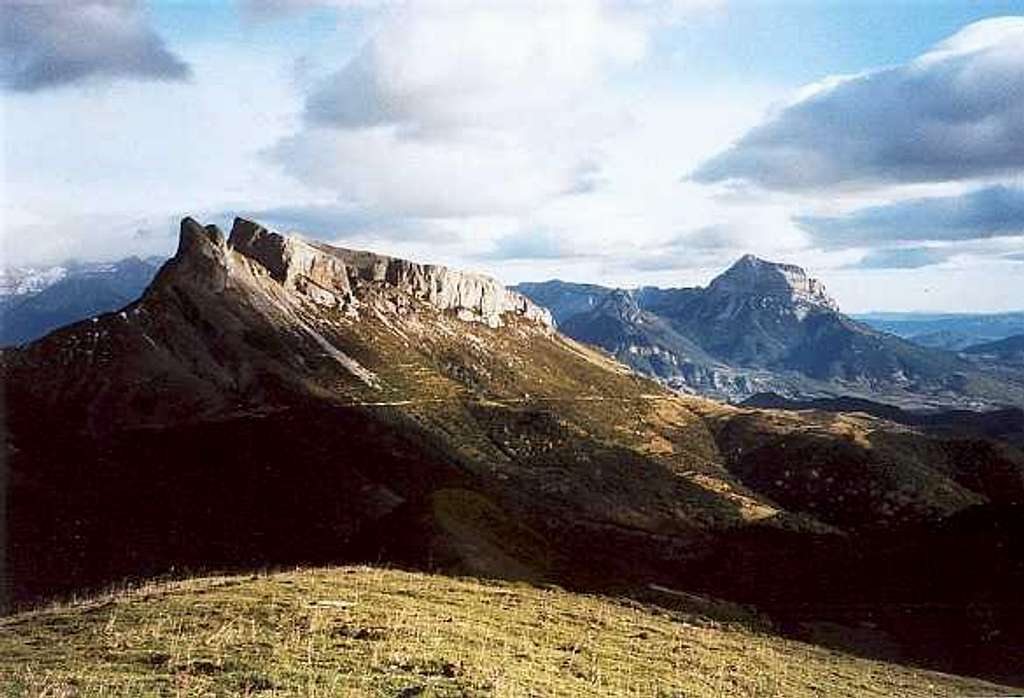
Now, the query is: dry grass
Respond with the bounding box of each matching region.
[1,566,1016,697]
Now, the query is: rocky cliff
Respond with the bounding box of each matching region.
[708,254,839,313]
[226,217,551,328]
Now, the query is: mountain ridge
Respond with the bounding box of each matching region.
[5,216,1024,683]
[514,259,1024,407]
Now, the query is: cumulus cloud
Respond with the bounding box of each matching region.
[271,124,609,217]
[798,185,1024,249]
[693,17,1024,190]
[270,1,668,218]
[1,1,190,92]
[2,212,182,265]
[304,2,647,131]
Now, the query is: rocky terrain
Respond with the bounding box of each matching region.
[515,257,1024,407]
[4,217,1024,684]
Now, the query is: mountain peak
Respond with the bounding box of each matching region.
[177,216,226,255]
[710,254,838,311]
[165,216,553,329]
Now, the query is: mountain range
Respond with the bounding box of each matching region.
[514,257,1024,408]
[854,311,1024,351]
[4,250,1022,412]
[0,256,163,346]
[3,217,1024,684]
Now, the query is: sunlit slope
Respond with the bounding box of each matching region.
[1,566,1016,697]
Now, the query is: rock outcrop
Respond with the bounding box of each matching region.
[227,217,354,308]
[227,217,551,328]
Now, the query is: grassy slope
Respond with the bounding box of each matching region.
[0,567,1016,697]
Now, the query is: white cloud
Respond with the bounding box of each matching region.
[694,16,1024,191]
[1,44,315,265]
[272,0,694,218]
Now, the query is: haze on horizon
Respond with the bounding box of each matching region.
[2,0,1024,313]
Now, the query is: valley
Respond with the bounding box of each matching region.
[3,218,1023,688]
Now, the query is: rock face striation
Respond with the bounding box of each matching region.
[224,217,551,328]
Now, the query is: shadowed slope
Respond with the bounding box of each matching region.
[4,217,1024,683]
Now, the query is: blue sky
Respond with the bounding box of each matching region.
[3,0,1024,312]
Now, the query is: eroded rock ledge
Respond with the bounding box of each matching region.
[178,216,552,328]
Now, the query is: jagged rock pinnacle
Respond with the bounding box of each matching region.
[153,217,230,292]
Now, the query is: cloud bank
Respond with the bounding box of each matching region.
[798,185,1024,249]
[693,17,1024,190]
[1,0,190,92]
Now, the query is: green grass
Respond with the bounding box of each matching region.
[1,566,1016,697]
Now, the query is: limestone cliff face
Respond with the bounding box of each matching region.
[227,218,354,308]
[226,217,552,328]
[709,254,839,312]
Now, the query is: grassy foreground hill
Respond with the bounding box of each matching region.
[1,566,1016,698]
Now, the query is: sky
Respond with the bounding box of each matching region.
[2,0,1024,312]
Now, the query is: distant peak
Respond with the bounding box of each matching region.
[711,254,838,311]
[725,253,800,274]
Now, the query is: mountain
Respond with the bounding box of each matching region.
[0,265,69,297]
[964,333,1024,362]
[5,217,1024,682]
[512,279,611,324]
[558,289,760,396]
[966,329,1024,356]
[855,311,1024,350]
[514,257,1024,407]
[0,256,163,346]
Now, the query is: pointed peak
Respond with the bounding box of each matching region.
[176,217,225,258]
[597,288,638,306]
[711,254,838,311]
[150,217,229,295]
[725,253,798,274]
